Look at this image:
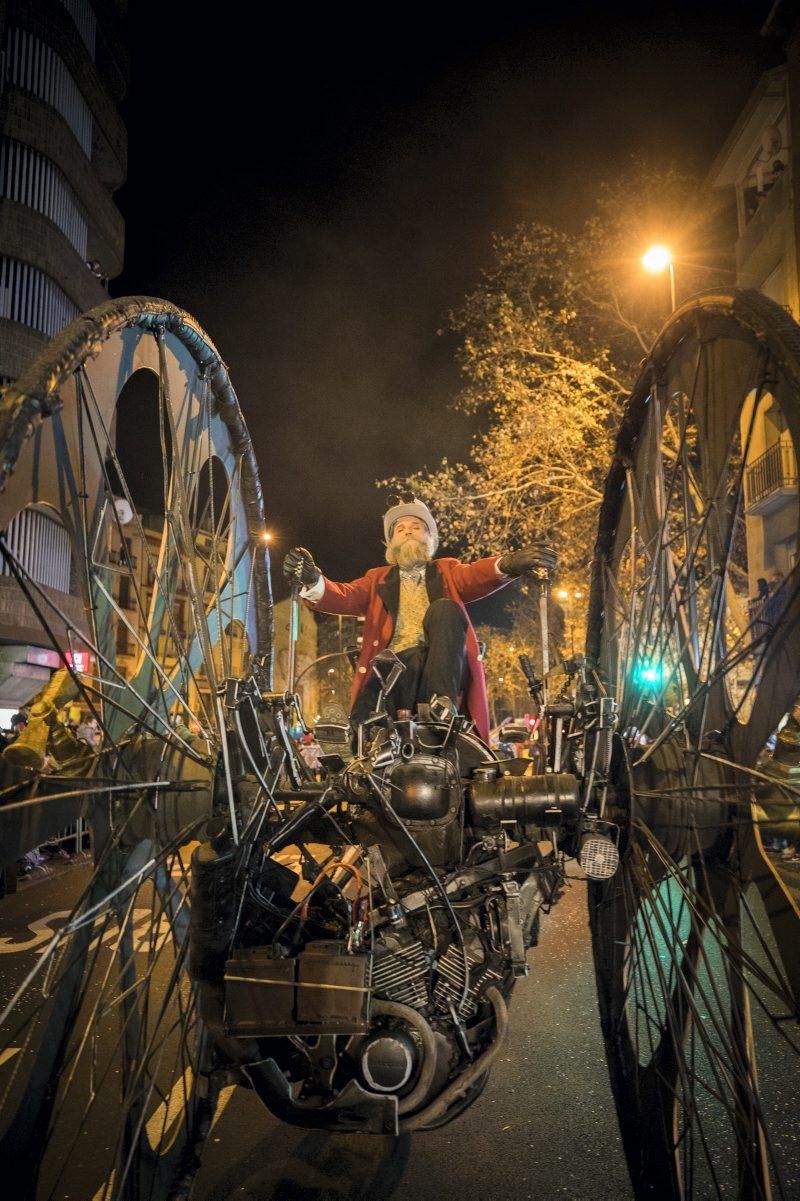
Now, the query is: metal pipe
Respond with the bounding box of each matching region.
[216,693,239,845]
[399,986,508,1131]
[539,581,550,678]
[286,584,301,695]
[537,576,550,765]
[370,998,438,1115]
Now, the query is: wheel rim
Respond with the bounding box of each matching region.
[588,290,800,1201]
[0,298,272,1200]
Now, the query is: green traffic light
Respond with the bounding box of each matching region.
[634,659,662,687]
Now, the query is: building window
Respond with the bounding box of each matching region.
[0,139,89,258]
[3,27,93,156]
[118,573,132,610]
[763,400,788,445]
[0,256,79,336]
[116,620,130,657]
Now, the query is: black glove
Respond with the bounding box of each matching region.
[283,547,322,588]
[498,544,558,579]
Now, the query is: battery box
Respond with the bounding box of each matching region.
[225,940,371,1036]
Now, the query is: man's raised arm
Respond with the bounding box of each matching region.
[283,547,371,616]
[450,544,558,603]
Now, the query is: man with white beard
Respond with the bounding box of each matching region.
[283,499,555,741]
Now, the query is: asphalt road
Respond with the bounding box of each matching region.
[192,873,634,1201]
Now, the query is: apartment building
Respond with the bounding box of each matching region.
[0,0,127,386]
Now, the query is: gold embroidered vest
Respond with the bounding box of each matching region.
[388,571,429,653]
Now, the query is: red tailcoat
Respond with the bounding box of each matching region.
[305,557,508,741]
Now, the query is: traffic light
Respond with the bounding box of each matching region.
[633,658,663,688]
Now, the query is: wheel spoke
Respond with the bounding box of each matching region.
[0,299,270,1199]
[589,292,800,1199]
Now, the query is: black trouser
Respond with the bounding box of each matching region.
[351,598,468,724]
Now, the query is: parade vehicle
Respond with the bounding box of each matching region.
[0,291,798,1200]
[185,641,602,1140]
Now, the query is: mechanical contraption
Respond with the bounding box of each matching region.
[0,291,799,1201]
[184,637,615,1136]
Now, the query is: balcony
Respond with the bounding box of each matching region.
[744,433,798,515]
[748,591,785,630]
[109,546,138,570]
[736,169,790,273]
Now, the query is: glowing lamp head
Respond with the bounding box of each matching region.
[633,659,663,687]
[642,244,672,274]
[260,531,272,544]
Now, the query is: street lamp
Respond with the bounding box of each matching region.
[642,243,676,313]
[556,586,584,655]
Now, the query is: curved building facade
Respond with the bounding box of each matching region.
[0,0,127,385]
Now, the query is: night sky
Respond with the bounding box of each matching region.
[115,3,777,598]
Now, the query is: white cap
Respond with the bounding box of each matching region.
[383,499,439,552]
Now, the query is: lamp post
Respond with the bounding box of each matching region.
[555,586,584,656]
[642,243,676,313]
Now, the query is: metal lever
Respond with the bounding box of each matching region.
[535,571,550,679]
[525,563,553,768]
[286,582,301,696]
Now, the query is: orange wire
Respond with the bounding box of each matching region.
[322,859,363,890]
[299,857,364,919]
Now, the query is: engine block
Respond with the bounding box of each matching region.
[432,942,502,1018]
[371,937,429,1009]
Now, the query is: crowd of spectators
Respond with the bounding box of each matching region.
[3,705,99,886]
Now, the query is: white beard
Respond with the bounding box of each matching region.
[386,535,432,570]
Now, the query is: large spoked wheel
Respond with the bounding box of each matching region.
[0,298,272,1200]
[587,290,800,1201]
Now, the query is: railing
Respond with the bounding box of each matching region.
[109,547,138,569]
[3,28,93,157]
[46,817,91,856]
[0,505,72,591]
[744,434,798,511]
[0,256,79,337]
[736,170,790,271]
[59,0,97,59]
[748,591,785,630]
[0,138,89,257]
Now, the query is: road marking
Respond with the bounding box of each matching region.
[0,912,70,954]
[145,1075,235,1149]
[0,1047,20,1067]
[210,1083,236,1131]
[146,1066,194,1151]
[0,909,178,956]
[91,1080,237,1200]
[92,1172,113,1201]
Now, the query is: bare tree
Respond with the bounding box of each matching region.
[382,162,726,684]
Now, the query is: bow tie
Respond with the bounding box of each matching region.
[399,567,426,585]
